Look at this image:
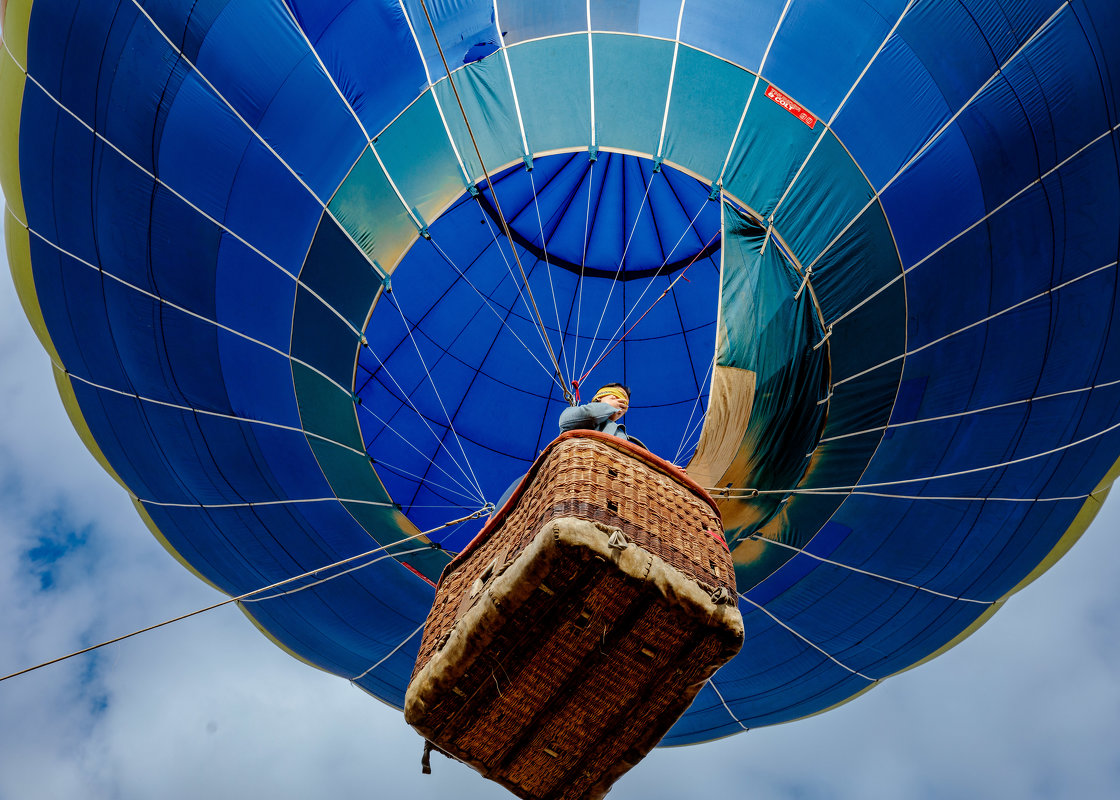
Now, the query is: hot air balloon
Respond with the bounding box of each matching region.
[2,0,1119,777]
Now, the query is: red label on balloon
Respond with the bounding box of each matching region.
[765,85,816,129]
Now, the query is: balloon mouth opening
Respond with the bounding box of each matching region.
[473,151,723,281]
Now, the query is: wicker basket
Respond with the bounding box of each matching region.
[405,431,743,800]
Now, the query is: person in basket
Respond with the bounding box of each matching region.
[495,383,647,510]
[559,383,647,450]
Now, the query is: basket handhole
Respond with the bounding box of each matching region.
[469,558,498,598]
[606,500,619,513]
[573,607,593,629]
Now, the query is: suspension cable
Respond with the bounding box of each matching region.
[576,227,720,390]
[415,0,574,405]
[0,507,491,684]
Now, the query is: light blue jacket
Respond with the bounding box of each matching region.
[558,402,646,449]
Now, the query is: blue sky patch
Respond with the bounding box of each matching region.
[24,512,92,591]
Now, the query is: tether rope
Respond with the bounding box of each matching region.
[672,353,717,465]
[424,235,569,389]
[805,4,1070,278]
[571,158,597,382]
[0,38,366,346]
[527,168,573,378]
[819,376,1120,445]
[744,535,991,604]
[763,0,918,226]
[715,0,791,186]
[831,259,1118,391]
[136,0,410,269]
[355,392,486,505]
[351,622,426,682]
[381,291,487,500]
[416,0,574,405]
[575,158,664,385]
[827,119,1120,333]
[706,679,750,733]
[715,487,1109,504]
[0,507,491,684]
[737,591,876,682]
[466,193,570,371]
[706,432,1120,499]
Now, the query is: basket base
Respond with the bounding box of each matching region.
[405,517,743,800]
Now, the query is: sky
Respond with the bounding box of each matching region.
[2,216,1120,800]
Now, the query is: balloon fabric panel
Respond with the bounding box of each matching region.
[3,0,1120,748]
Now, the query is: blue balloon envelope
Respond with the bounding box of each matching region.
[2,0,1119,745]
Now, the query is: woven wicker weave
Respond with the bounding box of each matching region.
[406,431,743,800]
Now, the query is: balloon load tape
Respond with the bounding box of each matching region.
[404,432,743,800]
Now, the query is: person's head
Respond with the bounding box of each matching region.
[593,383,630,420]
